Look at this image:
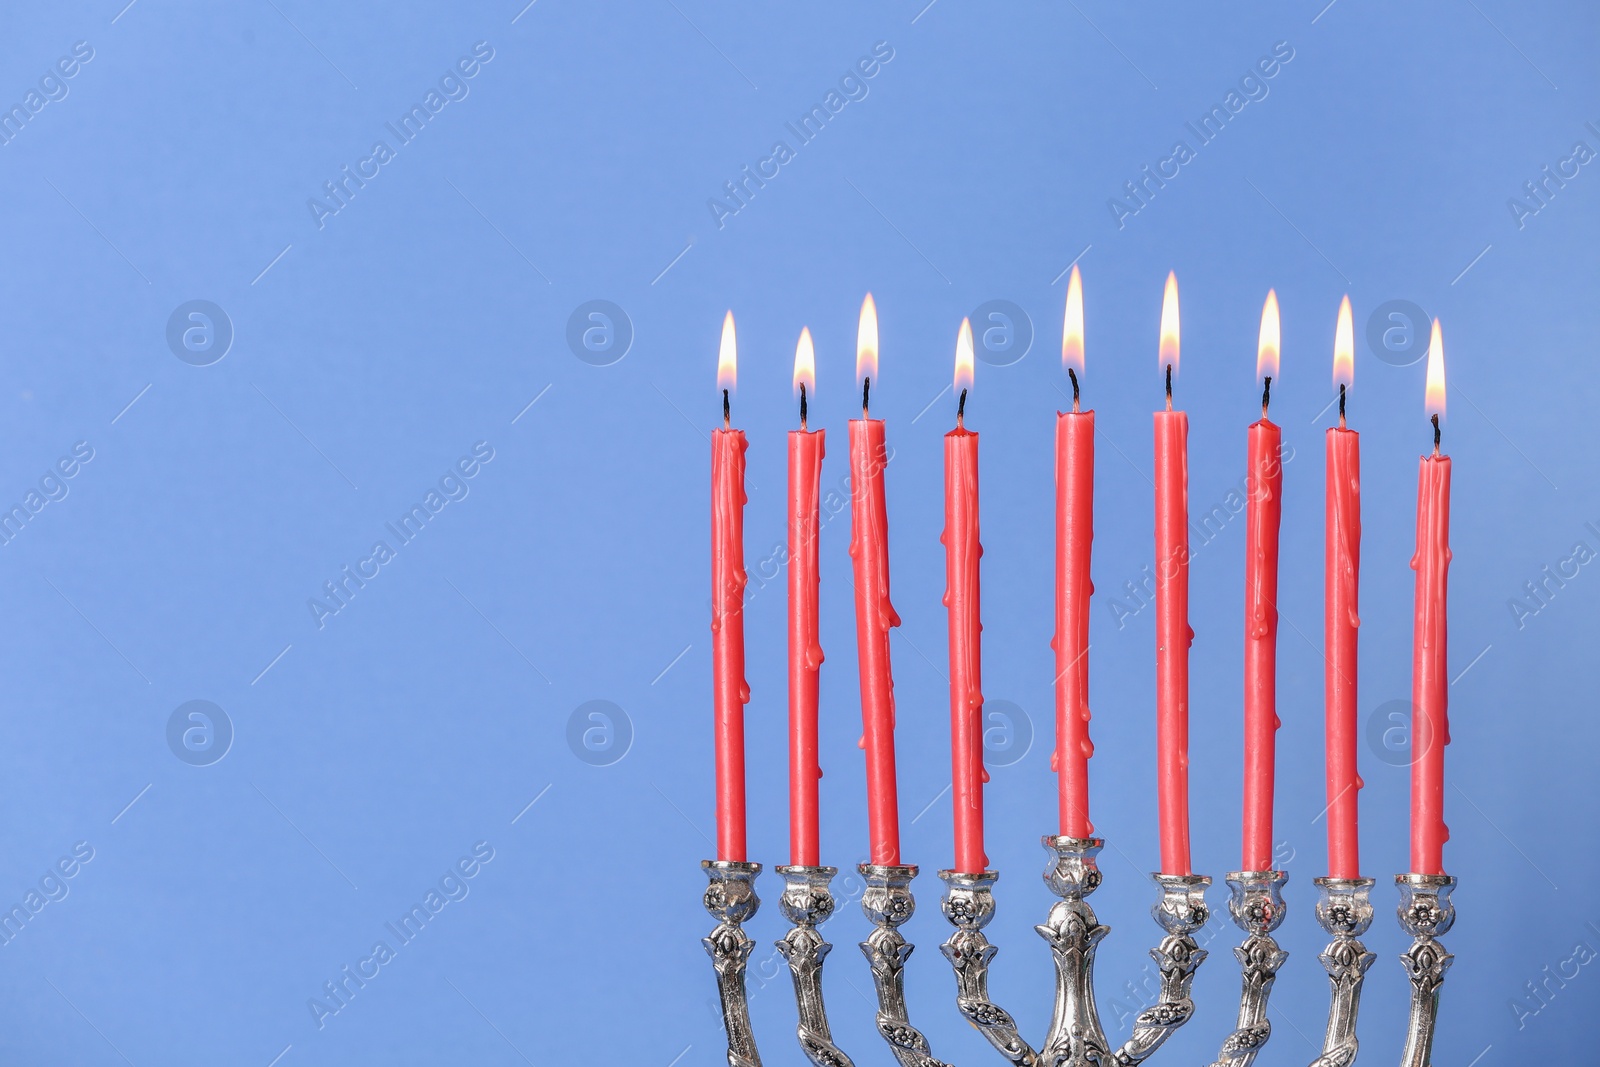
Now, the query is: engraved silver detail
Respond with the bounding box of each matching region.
[1307,877,1375,1067]
[776,865,857,1067]
[938,869,1038,1065]
[1395,874,1455,1067]
[859,863,951,1067]
[704,859,764,1067]
[1204,870,1289,1067]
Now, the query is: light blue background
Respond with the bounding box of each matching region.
[0,1,1594,1064]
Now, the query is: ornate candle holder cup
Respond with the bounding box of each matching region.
[1394,873,1456,1067]
[703,859,763,1067]
[1308,876,1376,1067]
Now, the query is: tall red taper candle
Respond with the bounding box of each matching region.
[711,311,749,862]
[1242,291,1284,873]
[1153,272,1192,876]
[944,319,987,874]
[850,295,903,866]
[1324,297,1363,879]
[1053,266,1095,839]
[1410,320,1451,875]
[789,328,825,868]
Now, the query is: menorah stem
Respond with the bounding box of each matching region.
[1308,877,1376,1067]
[776,865,856,1067]
[1034,836,1109,1066]
[1204,870,1289,1067]
[1395,874,1455,1067]
[703,860,764,1067]
[938,869,1038,1065]
[859,863,951,1067]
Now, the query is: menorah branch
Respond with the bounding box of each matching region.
[703,860,764,1067]
[776,865,857,1067]
[1308,877,1376,1067]
[1204,870,1289,1067]
[938,869,1038,1065]
[859,863,951,1067]
[1395,874,1455,1067]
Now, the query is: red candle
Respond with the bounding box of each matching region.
[710,311,750,862]
[789,328,826,868]
[1242,291,1284,873]
[850,294,903,866]
[944,319,987,874]
[1324,296,1363,880]
[1053,266,1095,839]
[1410,320,1452,876]
[1153,272,1192,877]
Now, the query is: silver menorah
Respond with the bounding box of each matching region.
[701,848,1454,1067]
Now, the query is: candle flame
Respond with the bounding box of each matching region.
[1257,289,1280,383]
[1158,271,1179,376]
[717,310,737,394]
[1332,295,1355,391]
[856,293,879,386]
[954,317,975,394]
[1424,318,1446,420]
[793,326,816,398]
[1062,264,1085,377]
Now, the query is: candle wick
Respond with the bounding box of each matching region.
[799,382,808,430]
[956,387,967,428]
[1431,412,1441,456]
[1164,363,1173,411]
[723,388,730,429]
[1068,367,1081,412]
[1338,382,1346,428]
[862,376,871,418]
[1261,376,1272,419]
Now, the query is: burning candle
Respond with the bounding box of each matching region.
[1410,320,1452,876]
[1053,266,1095,839]
[1153,272,1192,877]
[850,294,903,866]
[789,327,825,868]
[1324,296,1363,880]
[1242,290,1284,873]
[711,311,750,862]
[944,319,987,874]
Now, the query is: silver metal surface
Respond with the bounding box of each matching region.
[1308,877,1376,1067]
[703,859,764,1067]
[1395,874,1455,1067]
[858,863,951,1067]
[776,865,856,1067]
[1203,870,1289,1067]
[938,869,1037,1065]
[930,835,1212,1067]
